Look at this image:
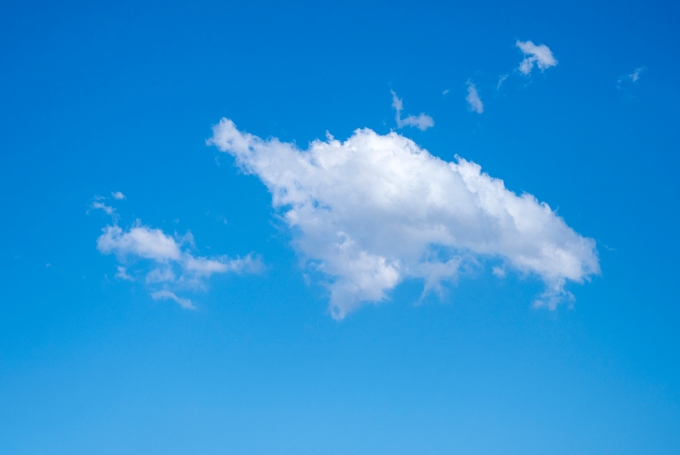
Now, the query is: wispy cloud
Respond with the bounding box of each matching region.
[466,81,484,113]
[496,74,509,90]
[112,191,126,200]
[150,290,195,310]
[97,220,261,309]
[391,90,434,131]
[617,67,645,90]
[629,67,644,82]
[89,194,122,221]
[115,266,134,281]
[209,118,599,319]
[91,201,115,216]
[516,40,558,75]
[492,266,506,278]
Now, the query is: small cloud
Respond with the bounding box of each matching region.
[492,266,505,277]
[391,90,434,131]
[466,81,484,114]
[516,40,558,75]
[150,290,196,310]
[98,224,182,262]
[442,89,450,95]
[112,191,126,200]
[97,219,261,308]
[91,201,115,216]
[45,263,52,268]
[630,67,643,82]
[617,67,645,90]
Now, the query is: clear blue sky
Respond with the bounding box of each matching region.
[1,0,679,453]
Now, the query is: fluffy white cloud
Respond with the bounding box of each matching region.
[112,191,126,200]
[97,221,261,309]
[209,118,599,319]
[466,82,484,113]
[98,225,182,261]
[516,40,558,75]
[391,90,434,131]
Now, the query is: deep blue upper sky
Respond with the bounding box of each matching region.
[1,0,679,453]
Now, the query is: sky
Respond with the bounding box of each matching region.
[1,0,679,453]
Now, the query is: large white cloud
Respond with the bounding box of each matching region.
[209,119,599,319]
[97,221,261,308]
[98,225,182,261]
[516,40,558,75]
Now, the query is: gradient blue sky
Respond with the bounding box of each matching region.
[1,0,680,453]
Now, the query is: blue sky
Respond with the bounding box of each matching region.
[1,0,679,453]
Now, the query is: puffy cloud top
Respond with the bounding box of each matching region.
[209,119,599,318]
